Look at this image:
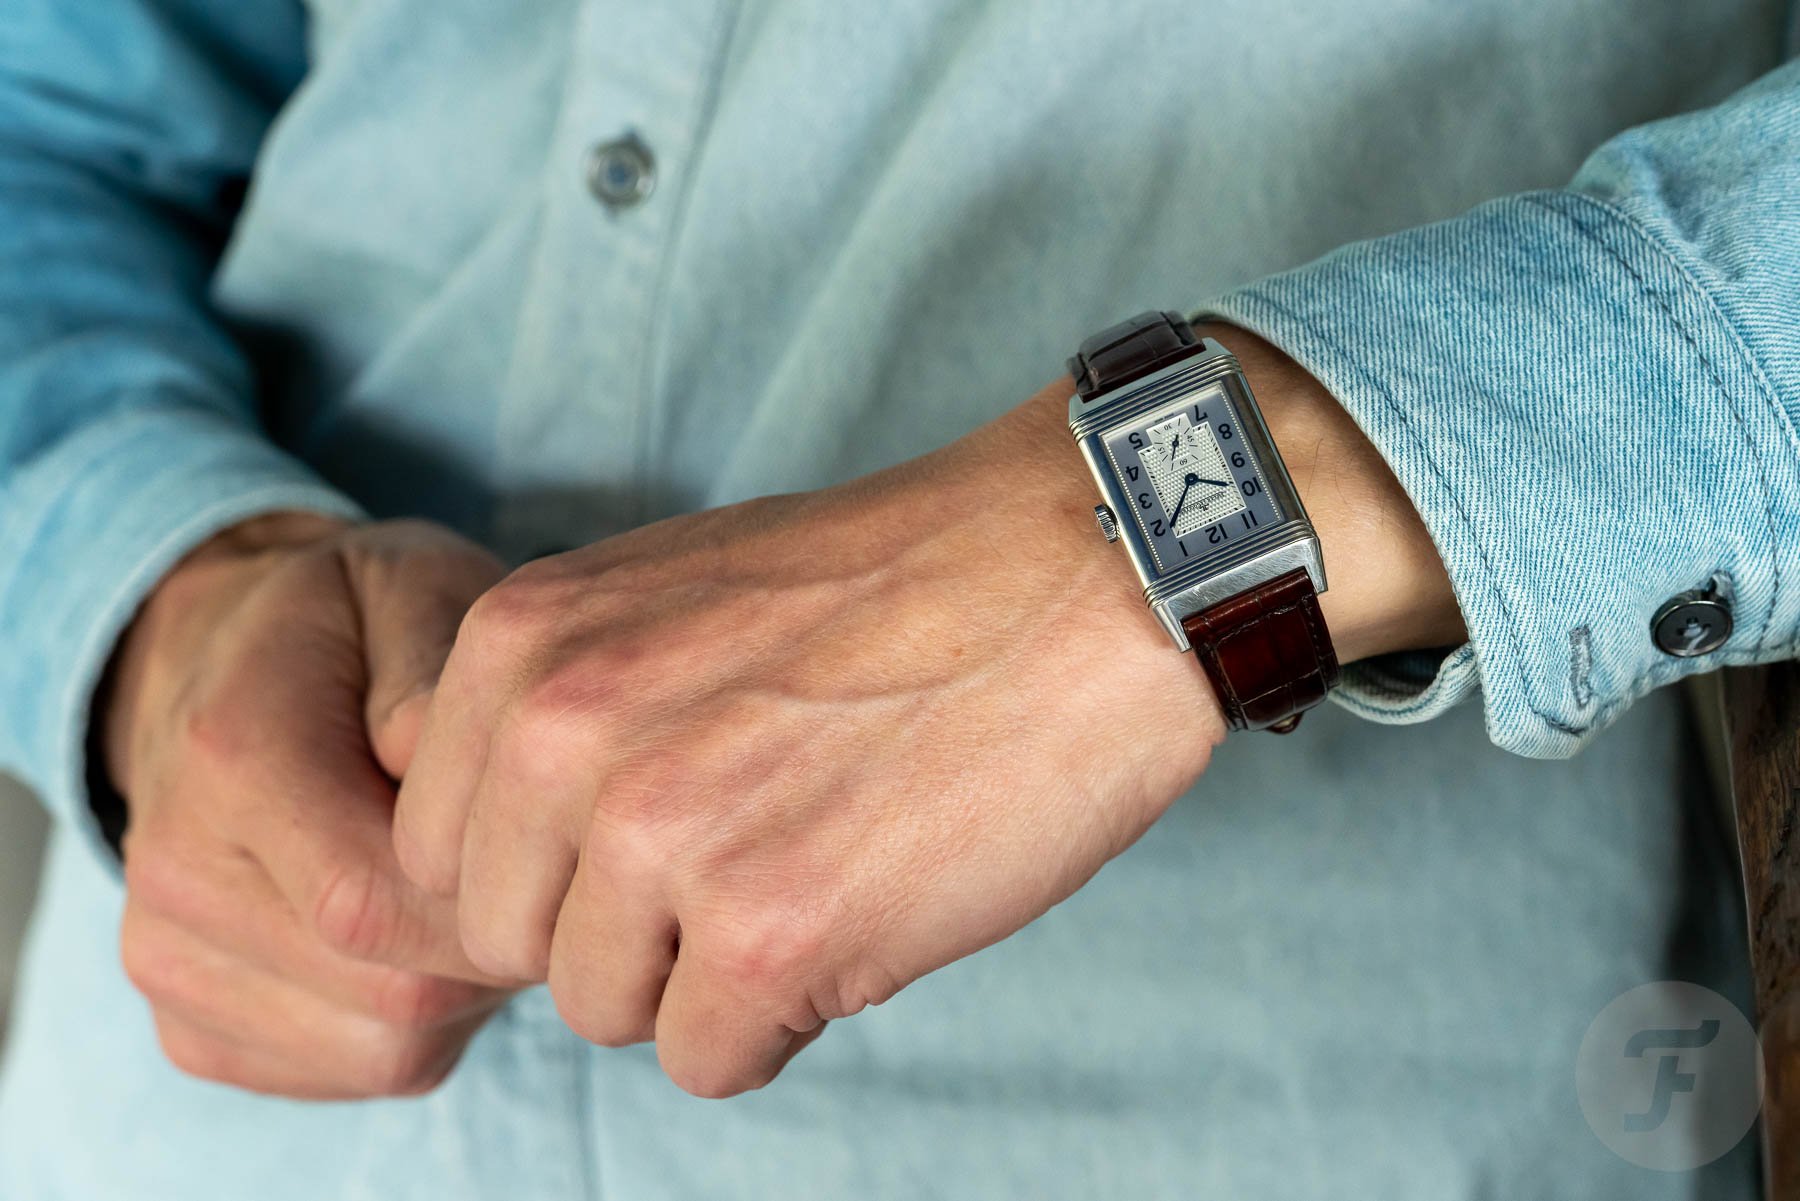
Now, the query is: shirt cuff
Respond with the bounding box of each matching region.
[0,398,365,869]
[1199,190,1800,758]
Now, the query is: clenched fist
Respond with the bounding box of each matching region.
[104,514,516,1099]
[391,397,1211,1097]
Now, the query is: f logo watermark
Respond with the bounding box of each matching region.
[1577,983,1762,1171]
[1622,1020,1718,1133]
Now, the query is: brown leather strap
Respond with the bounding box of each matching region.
[1181,567,1340,734]
[1067,310,1200,401]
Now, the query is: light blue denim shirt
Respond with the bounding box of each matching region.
[1,1,1797,1198]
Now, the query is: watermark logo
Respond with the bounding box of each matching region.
[1576,982,1762,1171]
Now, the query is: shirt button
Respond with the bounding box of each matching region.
[585,132,656,210]
[1651,587,1734,657]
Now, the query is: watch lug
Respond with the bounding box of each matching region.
[1148,531,1326,651]
[1066,338,1233,426]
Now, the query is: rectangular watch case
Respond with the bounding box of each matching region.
[1068,339,1327,651]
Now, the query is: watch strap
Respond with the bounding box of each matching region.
[1068,310,1200,401]
[1180,567,1339,733]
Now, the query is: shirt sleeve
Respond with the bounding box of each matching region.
[0,1,365,862]
[1197,50,1800,759]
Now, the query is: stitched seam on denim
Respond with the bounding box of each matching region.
[1336,687,1439,719]
[1530,192,1784,653]
[1350,664,1432,699]
[1238,290,1586,742]
[1339,646,1477,718]
[1557,190,1800,467]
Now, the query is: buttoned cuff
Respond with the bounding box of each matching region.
[1199,190,1800,758]
[0,398,364,869]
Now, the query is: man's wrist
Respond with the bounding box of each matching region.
[1018,318,1463,739]
[1191,321,1465,665]
[100,510,356,803]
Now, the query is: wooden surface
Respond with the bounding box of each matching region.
[1726,665,1800,1199]
[0,774,47,1058]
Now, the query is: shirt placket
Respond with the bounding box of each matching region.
[491,0,735,563]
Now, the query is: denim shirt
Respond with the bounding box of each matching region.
[1,2,1796,1198]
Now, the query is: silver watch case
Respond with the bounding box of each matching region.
[1069,338,1326,651]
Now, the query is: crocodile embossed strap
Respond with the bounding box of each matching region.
[1071,311,1339,733]
[1181,568,1340,733]
[1068,310,1200,401]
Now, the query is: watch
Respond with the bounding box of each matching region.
[1068,311,1339,733]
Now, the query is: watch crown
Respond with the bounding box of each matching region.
[1094,504,1120,543]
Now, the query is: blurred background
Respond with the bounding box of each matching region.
[0,775,48,1059]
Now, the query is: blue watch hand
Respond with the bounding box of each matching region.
[1167,472,1200,528]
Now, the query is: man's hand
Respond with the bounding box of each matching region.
[393,323,1462,1098]
[104,514,516,1099]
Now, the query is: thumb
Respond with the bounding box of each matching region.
[345,523,506,780]
[372,688,435,781]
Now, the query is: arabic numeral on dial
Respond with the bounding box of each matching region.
[1126,464,1140,482]
[1193,406,1209,423]
[1138,491,1154,509]
[1217,422,1233,440]
[1230,451,1245,468]
[1240,478,1260,497]
[1206,523,1225,544]
[1128,432,1145,449]
[1151,518,1166,536]
[1178,538,1192,557]
[1241,510,1259,530]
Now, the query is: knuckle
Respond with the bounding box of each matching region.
[460,569,555,651]
[366,969,468,1030]
[310,861,396,961]
[551,983,647,1050]
[710,905,831,1001]
[391,820,457,898]
[154,1019,232,1085]
[510,665,616,750]
[458,914,549,984]
[121,840,194,919]
[177,698,248,773]
[119,930,175,1002]
[814,960,903,1023]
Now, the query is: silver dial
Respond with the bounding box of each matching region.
[1139,412,1243,537]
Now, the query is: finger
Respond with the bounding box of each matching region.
[348,523,505,779]
[455,745,584,981]
[546,836,678,1048]
[391,638,493,898]
[371,688,432,786]
[152,1012,386,1101]
[653,937,828,1099]
[126,831,500,1027]
[221,603,512,984]
[124,905,486,1099]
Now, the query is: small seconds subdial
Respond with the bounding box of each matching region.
[1140,413,1244,537]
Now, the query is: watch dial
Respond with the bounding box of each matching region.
[1101,383,1284,575]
